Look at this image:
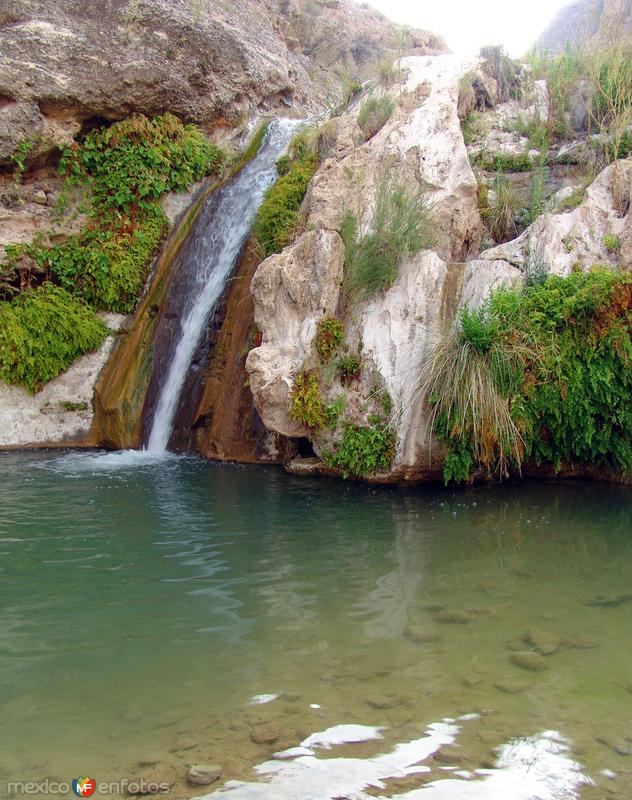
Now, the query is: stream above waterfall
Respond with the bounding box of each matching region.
[1,451,631,799]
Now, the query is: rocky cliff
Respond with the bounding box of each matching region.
[0,0,445,166]
[536,0,632,53]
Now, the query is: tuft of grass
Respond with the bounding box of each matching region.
[415,307,535,483]
[341,180,434,300]
[480,173,521,243]
[472,150,533,173]
[357,95,395,139]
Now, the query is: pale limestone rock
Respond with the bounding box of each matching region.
[460,260,523,309]
[0,313,125,447]
[246,230,344,438]
[359,250,448,467]
[304,53,483,262]
[481,161,632,274]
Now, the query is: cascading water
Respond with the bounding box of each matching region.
[146,118,301,453]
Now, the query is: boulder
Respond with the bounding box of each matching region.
[186,764,222,786]
[246,229,345,438]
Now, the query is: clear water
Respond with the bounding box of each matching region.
[147,118,301,453]
[1,451,631,799]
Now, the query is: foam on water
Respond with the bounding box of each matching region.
[199,722,592,800]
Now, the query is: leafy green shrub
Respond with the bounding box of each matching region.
[61,113,225,220]
[315,317,343,362]
[357,95,395,139]
[326,416,395,478]
[253,154,318,258]
[603,233,621,253]
[342,181,434,300]
[0,284,107,392]
[290,370,327,429]
[420,268,632,482]
[11,137,39,183]
[336,354,361,383]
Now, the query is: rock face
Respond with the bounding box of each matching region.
[247,229,345,438]
[246,54,486,479]
[536,0,632,53]
[481,160,632,274]
[0,0,445,165]
[0,314,125,448]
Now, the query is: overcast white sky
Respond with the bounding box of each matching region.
[355,0,573,56]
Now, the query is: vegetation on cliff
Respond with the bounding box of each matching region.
[253,131,319,257]
[0,285,108,393]
[0,113,225,391]
[419,268,632,483]
[341,180,434,300]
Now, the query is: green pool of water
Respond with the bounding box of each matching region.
[0,451,631,799]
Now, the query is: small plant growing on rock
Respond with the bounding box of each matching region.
[290,370,327,429]
[325,394,346,430]
[603,233,621,253]
[336,354,361,384]
[326,415,395,478]
[11,137,38,183]
[357,95,395,140]
[315,317,344,362]
[342,180,434,300]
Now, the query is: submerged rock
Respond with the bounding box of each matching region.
[509,651,548,672]
[187,764,222,785]
[493,678,534,694]
[250,722,279,745]
[524,629,561,656]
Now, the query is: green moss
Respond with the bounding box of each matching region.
[326,416,395,478]
[290,370,327,429]
[0,284,107,393]
[315,317,343,362]
[253,153,318,258]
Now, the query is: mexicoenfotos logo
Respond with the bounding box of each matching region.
[72,778,97,797]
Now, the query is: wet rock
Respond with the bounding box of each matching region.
[171,733,198,752]
[250,722,278,745]
[493,678,534,694]
[433,746,465,765]
[436,609,477,625]
[462,676,483,689]
[365,693,403,710]
[510,651,548,672]
[588,593,632,608]
[404,625,441,644]
[186,764,222,785]
[524,628,561,656]
[597,737,632,757]
[506,639,527,652]
[570,635,600,649]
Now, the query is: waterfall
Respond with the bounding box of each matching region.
[146,119,301,453]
